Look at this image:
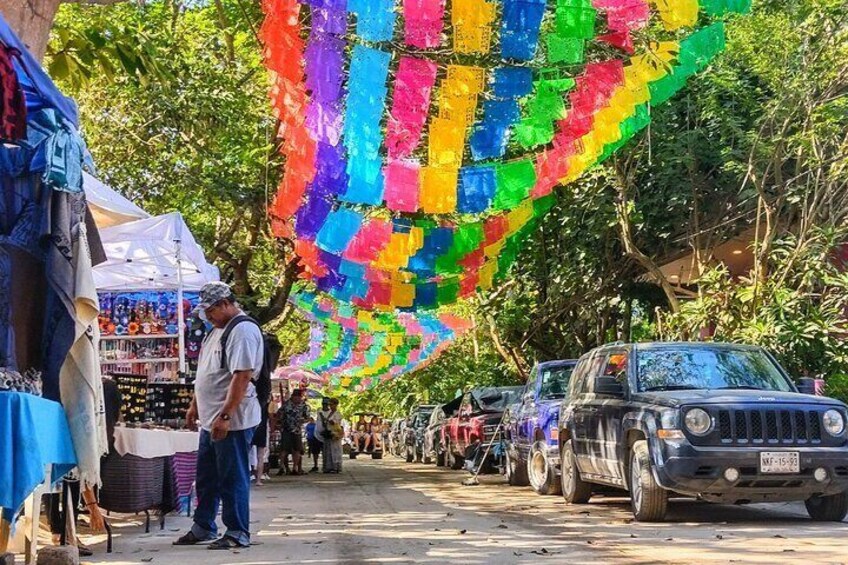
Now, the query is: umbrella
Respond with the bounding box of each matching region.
[273,366,324,385]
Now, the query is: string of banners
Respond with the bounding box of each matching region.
[262,0,751,390]
[289,290,473,392]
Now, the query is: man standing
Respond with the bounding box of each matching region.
[279,388,309,475]
[174,282,263,550]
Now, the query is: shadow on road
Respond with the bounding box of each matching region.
[82,456,848,564]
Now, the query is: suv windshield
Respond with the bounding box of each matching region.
[636,347,792,392]
[539,365,575,399]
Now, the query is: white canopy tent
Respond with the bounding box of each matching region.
[94,211,220,374]
[93,212,220,292]
[83,171,150,228]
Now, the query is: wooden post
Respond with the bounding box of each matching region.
[0,518,11,553]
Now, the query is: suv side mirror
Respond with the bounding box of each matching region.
[595,376,625,397]
[797,377,817,395]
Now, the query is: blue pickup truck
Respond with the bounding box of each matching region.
[504,360,577,495]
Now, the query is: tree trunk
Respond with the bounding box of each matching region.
[613,163,681,313]
[1,0,62,61]
[621,297,632,342]
[485,314,528,381]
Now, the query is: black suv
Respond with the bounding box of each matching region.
[558,342,848,522]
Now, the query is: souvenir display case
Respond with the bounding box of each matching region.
[146,382,194,425]
[99,291,209,424]
[115,373,148,423]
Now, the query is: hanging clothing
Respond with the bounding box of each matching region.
[58,220,109,487]
[1,117,106,488]
[0,15,79,128]
[0,43,27,141]
[0,12,106,491]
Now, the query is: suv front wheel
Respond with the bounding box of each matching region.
[560,440,591,504]
[629,440,668,522]
[528,441,561,496]
[805,491,848,522]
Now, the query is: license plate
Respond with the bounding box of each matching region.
[759,451,800,474]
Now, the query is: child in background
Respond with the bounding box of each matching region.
[305,416,321,473]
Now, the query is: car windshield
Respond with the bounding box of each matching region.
[539,365,575,399]
[636,347,792,392]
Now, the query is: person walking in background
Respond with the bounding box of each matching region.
[250,401,271,486]
[318,398,344,473]
[274,387,291,475]
[174,282,263,550]
[305,416,321,473]
[278,388,310,475]
[250,334,279,486]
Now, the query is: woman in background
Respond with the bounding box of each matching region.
[317,398,343,473]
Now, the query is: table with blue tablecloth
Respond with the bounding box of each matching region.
[0,391,77,555]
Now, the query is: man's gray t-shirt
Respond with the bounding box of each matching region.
[195,314,263,432]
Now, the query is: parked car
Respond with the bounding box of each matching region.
[558,342,848,522]
[389,418,406,458]
[505,360,578,494]
[404,405,436,463]
[442,386,523,471]
[425,397,462,466]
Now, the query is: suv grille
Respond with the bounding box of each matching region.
[716,408,823,445]
[483,424,501,442]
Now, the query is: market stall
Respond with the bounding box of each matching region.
[94,212,219,419]
[83,171,149,228]
[90,212,218,526]
[1,12,107,562]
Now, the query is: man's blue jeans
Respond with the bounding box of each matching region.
[191,427,254,545]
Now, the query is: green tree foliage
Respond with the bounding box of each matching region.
[341,329,520,417]
[661,228,848,384]
[482,0,848,405]
[45,0,848,415]
[49,0,302,324]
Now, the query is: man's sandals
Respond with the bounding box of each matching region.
[208,535,249,550]
[174,532,248,549]
[173,531,211,546]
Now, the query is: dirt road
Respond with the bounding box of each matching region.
[83,456,848,564]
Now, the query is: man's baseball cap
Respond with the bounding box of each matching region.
[194,282,234,314]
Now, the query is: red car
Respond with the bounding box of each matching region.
[440,386,523,470]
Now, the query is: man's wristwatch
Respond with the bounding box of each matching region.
[219,413,231,422]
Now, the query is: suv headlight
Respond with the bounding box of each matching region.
[684,408,712,436]
[823,409,845,436]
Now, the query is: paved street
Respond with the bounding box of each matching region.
[82,456,848,564]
